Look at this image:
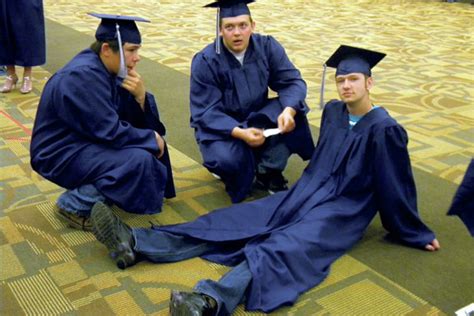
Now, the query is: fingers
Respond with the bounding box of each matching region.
[245,128,264,147]
[155,132,165,159]
[424,238,440,252]
[425,244,435,252]
[279,115,295,133]
[278,107,297,133]
[121,72,145,102]
[128,69,139,77]
[121,77,135,90]
[122,75,140,87]
[250,128,264,137]
[122,69,141,85]
[277,115,284,130]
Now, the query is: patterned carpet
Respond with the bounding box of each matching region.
[1,0,473,315]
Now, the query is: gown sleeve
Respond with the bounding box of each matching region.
[190,53,240,138]
[373,124,436,248]
[53,68,159,153]
[117,90,167,137]
[266,36,307,113]
[447,159,474,236]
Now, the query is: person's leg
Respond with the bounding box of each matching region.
[90,202,216,269]
[57,145,168,215]
[22,66,32,78]
[133,228,215,263]
[20,66,32,94]
[170,261,252,316]
[5,65,15,76]
[199,139,255,203]
[196,260,251,314]
[1,65,17,93]
[255,135,291,193]
[93,148,168,215]
[56,184,106,231]
[57,184,106,216]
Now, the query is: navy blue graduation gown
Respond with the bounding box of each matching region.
[0,0,45,66]
[190,34,314,201]
[30,49,175,214]
[447,159,474,236]
[157,100,435,313]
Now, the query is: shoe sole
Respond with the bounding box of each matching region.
[90,202,119,249]
[90,203,135,269]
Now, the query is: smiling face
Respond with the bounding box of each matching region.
[220,15,255,54]
[336,72,373,106]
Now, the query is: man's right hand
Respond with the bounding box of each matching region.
[154,132,165,158]
[231,127,265,147]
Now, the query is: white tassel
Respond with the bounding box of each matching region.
[319,64,327,110]
[116,24,127,79]
[216,8,221,54]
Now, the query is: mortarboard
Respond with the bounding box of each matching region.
[320,45,386,109]
[89,13,150,78]
[89,13,149,44]
[204,0,255,54]
[325,45,386,77]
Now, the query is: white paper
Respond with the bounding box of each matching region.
[263,128,281,138]
[455,303,474,316]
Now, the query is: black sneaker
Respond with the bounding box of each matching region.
[57,207,93,231]
[169,290,217,316]
[255,170,289,194]
[90,202,136,269]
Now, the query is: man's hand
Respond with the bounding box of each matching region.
[424,238,440,252]
[121,69,146,110]
[278,107,297,134]
[231,127,265,147]
[155,132,165,159]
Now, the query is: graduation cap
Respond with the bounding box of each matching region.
[89,13,150,78]
[204,0,255,54]
[320,45,386,109]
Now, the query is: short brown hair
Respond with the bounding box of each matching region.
[90,40,120,54]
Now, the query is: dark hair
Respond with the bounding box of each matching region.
[90,40,120,54]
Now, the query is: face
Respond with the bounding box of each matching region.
[335,73,373,105]
[220,15,255,53]
[122,43,141,72]
[105,42,141,75]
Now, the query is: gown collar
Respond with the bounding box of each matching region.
[344,105,389,133]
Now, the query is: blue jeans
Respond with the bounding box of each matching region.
[57,184,106,217]
[133,229,252,315]
[195,261,251,315]
[256,134,290,174]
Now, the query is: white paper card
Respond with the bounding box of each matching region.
[455,303,474,316]
[263,128,281,138]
